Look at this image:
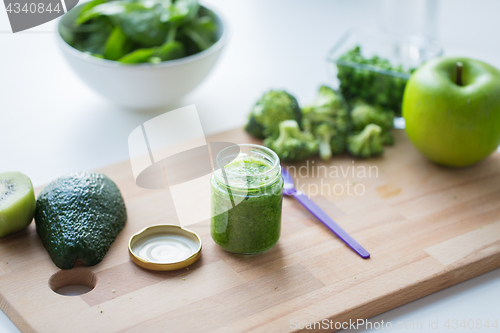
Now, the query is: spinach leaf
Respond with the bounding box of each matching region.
[76,2,127,25]
[117,3,167,47]
[162,0,199,24]
[66,0,218,63]
[118,48,156,63]
[104,26,132,60]
[155,40,185,61]
[180,15,217,51]
[79,0,109,18]
[73,17,113,54]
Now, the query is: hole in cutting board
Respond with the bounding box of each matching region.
[49,268,97,296]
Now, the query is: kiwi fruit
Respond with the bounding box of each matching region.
[0,172,36,237]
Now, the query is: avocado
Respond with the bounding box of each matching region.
[35,171,127,269]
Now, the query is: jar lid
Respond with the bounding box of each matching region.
[128,225,202,271]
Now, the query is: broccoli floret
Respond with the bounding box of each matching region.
[264,120,318,162]
[347,124,384,158]
[245,90,302,139]
[337,45,412,116]
[381,131,394,146]
[314,122,346,161]
[302,86,349,160]
[245,114,266,139]
[302,86,349,132]
[350,100,395,131]
[330,131,346,155]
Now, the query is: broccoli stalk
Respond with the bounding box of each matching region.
[347,124,384,158]
[245,90,302,139]
[315,123,333,161]
[313,122,345,161]
[264,120,318,162]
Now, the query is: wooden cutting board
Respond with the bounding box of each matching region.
[1,128,500,333]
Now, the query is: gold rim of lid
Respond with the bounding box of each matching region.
[128,225,202,271]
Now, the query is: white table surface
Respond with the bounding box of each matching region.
[1,0,500,332]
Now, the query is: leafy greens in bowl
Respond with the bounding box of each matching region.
[56,0,226,108]
[59,0,219,64]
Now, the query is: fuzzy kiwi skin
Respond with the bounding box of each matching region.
[0,172,36,237]
[35,171,127,269]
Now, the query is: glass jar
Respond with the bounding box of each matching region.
[211,144,283,254]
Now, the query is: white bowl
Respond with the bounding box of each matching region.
[57,4,227,109]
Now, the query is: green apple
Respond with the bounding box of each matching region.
[402,56,500,167]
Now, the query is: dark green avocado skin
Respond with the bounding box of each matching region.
[35,171,127,269]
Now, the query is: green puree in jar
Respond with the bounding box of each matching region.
[211,154,283,254]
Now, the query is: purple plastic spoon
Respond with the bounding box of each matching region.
[281,166,370,259]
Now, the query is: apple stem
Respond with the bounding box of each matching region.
[456,62,463,86]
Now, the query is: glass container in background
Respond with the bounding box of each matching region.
[327,0,441,126]
[326,29,443,124]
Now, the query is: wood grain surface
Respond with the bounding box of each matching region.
[1,128,499,333]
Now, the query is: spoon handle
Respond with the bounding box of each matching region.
[293,191,370,259]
